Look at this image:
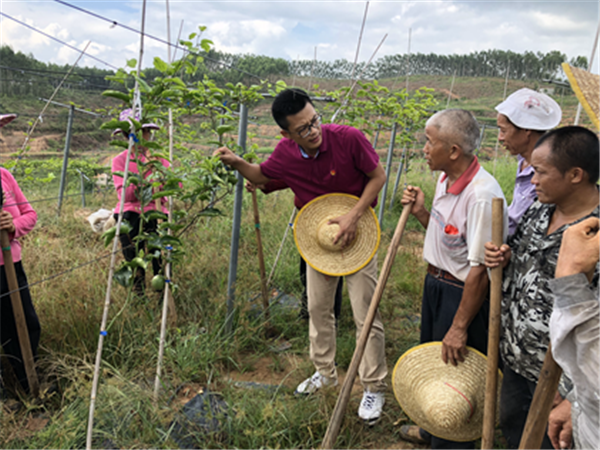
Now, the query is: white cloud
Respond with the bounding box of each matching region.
[0,0,597,72]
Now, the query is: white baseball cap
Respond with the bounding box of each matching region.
[495,88,561,131]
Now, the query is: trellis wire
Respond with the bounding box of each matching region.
[86,1,148,447]
[330,33,388,123]
[266,206,297,287]
[0,13,116,70]
[19,41,91,154]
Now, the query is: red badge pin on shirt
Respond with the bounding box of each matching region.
[444,224,459,235]
[330,170,336,176]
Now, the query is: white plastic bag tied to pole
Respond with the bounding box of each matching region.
[86,2,148,448]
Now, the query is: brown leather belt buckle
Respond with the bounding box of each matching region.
[427,264,457,282]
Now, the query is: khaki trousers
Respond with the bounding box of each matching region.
[306,255,387,392]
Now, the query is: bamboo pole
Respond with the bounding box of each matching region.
[446,70,457,109]
[251,189,270,318]
[86,2,147,448]
[349,1,370,81]
[154,4,178,398]
[321,202,413,449]
[0,229,40,397]
[481,197,504,449]
[307,46,317,93]
[518,344,562,449]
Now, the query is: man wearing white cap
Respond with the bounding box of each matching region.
[495,88,561,235]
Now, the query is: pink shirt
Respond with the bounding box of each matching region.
[260,124,380,209]
[112,149,170,214]
[0,167,37,265]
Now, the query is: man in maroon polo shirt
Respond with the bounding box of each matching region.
[215,88,388,424]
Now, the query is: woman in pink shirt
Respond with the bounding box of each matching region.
[0,114,40,395]
[111,109,168,295]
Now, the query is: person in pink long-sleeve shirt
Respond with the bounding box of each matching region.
[111,109,169,295]
[0,114,41,395]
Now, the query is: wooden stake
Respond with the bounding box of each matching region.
[251,189,270,318]
[481,197,504,449]
[321,203,412,449]
[0,229,39,397]
[518,344,562,449]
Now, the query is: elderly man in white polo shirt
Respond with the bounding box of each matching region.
[496,88,561,235]
[399,109,508,449]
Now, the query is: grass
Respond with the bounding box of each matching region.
[1,142,517,447]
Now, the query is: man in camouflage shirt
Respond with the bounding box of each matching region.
[485,126,599,449]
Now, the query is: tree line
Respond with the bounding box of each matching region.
[0,45,586,98]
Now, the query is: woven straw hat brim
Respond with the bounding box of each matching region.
[562,62,600,130]
[0,114,17,128]
[294,193,380,276]
[392,342,502,442]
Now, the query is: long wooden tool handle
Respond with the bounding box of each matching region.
[518,344,562,449]
[321,203,413,449]
[481,197,504,449]
[251,189,270,317]
[0,228,40,397]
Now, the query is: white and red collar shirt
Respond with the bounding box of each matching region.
[423,157,508,282]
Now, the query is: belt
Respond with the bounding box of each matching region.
[427,264,460,283]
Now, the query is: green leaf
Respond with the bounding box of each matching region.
[100,119,131,131]
[198,208,221,217]
[109,140,129,149]
[153,57,169,72]
[126,59,137,68]
[102,227,116,247]
[216,125,235,136]
[113,265,133,287]
[102,90,131,103]
[152,190,179,199]
[143,210,168,222]
[200,39,213,53]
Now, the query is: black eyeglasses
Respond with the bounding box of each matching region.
[294,115,322,139]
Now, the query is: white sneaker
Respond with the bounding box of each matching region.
[294,371,338,395]
[358,390,385,424]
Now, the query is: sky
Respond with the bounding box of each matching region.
[0,1,598,73]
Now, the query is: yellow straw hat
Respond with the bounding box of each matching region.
[294,193,380,276]
[562,62,600,130]
[392,342,502,442]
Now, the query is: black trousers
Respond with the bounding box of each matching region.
[419,273,490,449]
[299,257,342,320]
[0,261,40,394]
[499,365,553,449]
[114,212,161,293]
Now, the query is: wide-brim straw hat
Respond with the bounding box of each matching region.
[562,62,600,130]
[392,342,502,442]
[0,114,17,128]
[294,193,380,276]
